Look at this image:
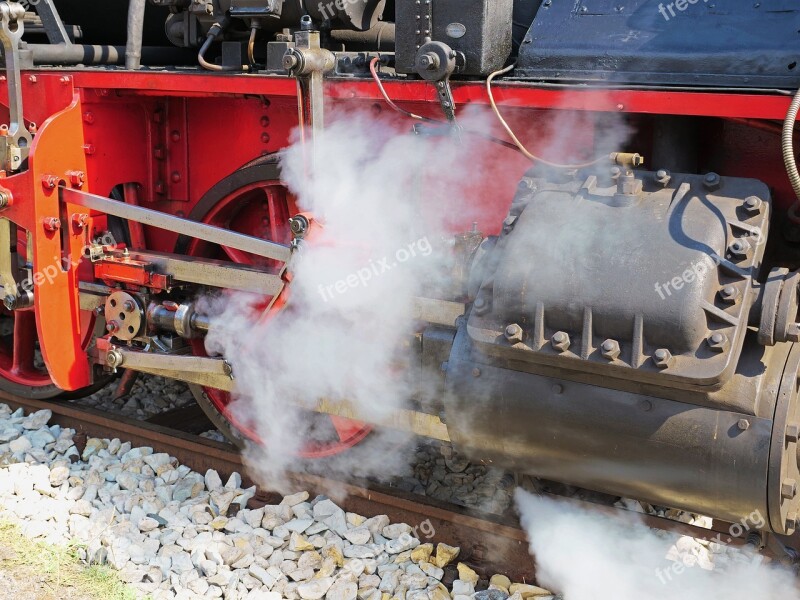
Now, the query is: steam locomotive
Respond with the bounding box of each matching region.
[3,0,800,541]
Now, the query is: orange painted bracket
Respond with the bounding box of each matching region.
[0,93,91,390]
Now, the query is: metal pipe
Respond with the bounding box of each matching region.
[329,22,395,50]
[125,0,147,70]
[28,44,195,66]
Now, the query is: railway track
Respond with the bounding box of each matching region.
[0,390,771,591]
[0,391,536,584]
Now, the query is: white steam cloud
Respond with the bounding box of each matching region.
[203,110,502,491]
[515,489,800,600]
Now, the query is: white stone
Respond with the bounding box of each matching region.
[22,409,51,430]
[8,435,31,454]
[205,469,223,492]
[297,577,334,600]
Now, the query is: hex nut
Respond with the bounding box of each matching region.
[786,423,800,444]
[655,169,671,187]
[473,296,490,316]
[719,286,739,304]
[703,172,721,191]
[785,512,798,535]
[600,339,620,360]
[653,348,673,368]
[782,478,798,500]
[728,238,751,260]
[551,331,570,352]
[708,332,729,353]
[743,196,763,214]
[505,324,524,344]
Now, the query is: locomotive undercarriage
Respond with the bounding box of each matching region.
[0,0,798,548]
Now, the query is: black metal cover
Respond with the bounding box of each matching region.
[468,169,770,390]
[395,0,514,76]
[516,0,800,89]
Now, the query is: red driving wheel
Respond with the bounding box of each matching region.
[181,156,372,457]
[0,231,106,399]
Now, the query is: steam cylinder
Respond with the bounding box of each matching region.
[444,167,800,535]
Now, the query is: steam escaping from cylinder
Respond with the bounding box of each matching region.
[515,489,800,600]
[202,109,511,492]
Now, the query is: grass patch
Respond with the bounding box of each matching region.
[0,519,144,599]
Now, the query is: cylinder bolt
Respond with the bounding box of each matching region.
[782,478,797,500]
[551,331,570,352]
[785,512,798,535]
[743,196,762,214]
[655,169,671,187]
[708,332,729,353]
[728,238,751,260]
[719,285,739,304]
[653,348,673,369]
[505,323,524,344]
[600,339,621,360]
[703,172,721,191]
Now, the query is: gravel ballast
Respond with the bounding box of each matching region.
[0,403,554,600]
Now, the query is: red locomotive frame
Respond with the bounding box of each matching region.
[0,68,791,392]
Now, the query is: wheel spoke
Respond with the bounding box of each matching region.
[221,245,254,265]
[266,189,289,244]
[12,311,37,375]
[329,415,367,443]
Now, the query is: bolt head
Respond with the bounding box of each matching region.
[43,217,60,232]
[551,331,570,352]
[600,339,621,360]
[504,324,524,344]
[653,348,673,368]
[737,418,750,431]
[787,323,800,343]
[743,196,763,214]
[719,285,739,304]
[703,172,721,191]
[106,321,119,334]
[782,478,797,500]
[786,423,800,443]
[708,332,729,352]
[655,169,671,187]
[785,510,799,531]
[728,239,751,259]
